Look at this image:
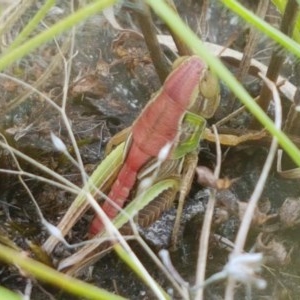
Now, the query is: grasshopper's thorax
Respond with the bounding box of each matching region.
[189,69,220,119]
[164,56,207,111]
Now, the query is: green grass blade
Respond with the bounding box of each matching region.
[8,0,56,51]
[0,244,126,300]
[221,0,300,57]
[272,0,300,43]
[0,286,22,300]
[114,244,170,300]
[0,0,116,72]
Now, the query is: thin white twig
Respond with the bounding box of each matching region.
[23,278,32,300]
[0,73,61,111]
[0,139,79,191]
[194,125,222,300]
[225,73,282,299]
[84,193,167,300]
[159,249,189,299]
[0,169,79,194]
[135,237,187,299]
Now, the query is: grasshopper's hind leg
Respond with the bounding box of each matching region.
[105,126,132,154]
[171,151,199,248]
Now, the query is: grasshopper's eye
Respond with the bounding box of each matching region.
[200,70,220,99]
[198,70,220,118]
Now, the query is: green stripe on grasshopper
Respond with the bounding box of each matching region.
[43,142,125,254]
[172,111,207,159]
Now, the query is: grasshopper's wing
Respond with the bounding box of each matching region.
[122,182,179,232]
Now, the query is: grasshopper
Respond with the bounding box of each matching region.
[42,55,220,275]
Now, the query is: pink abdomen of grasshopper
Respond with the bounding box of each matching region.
[89,56,206,235]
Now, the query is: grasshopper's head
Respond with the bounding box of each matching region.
[168,55,220,119]
[196,68,220,119]
[173,56,220,119]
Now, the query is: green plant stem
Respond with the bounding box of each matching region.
[146,0,300,167]
[8,0,56,51]
[0,244,126,300]
[0,286,22,300]
[114,244,170,299]
[0,0,116,72]
[221,0,300,58]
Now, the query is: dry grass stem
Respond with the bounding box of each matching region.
[194,125,222,300]
[225,73,282,299]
